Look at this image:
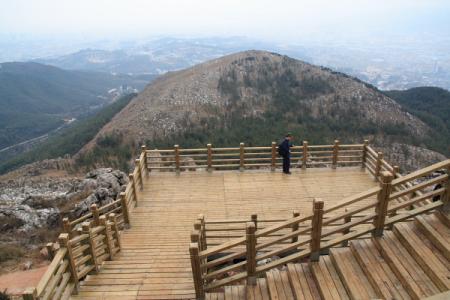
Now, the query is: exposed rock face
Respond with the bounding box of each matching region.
[377,143,448,173]
[0,168,128,233]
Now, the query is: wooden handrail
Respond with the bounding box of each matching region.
[190,158,450,297]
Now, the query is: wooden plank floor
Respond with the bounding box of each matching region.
[73,167,377,299]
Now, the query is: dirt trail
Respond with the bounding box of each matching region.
[0,266,47,296]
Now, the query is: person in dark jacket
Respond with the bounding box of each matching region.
[278,133,294,174]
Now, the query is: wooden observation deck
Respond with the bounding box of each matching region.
[22,141,450,300]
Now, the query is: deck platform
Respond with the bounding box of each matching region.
[73,167,377,299]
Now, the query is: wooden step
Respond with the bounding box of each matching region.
[393,222,450,292]
[224,285,246,300]
[373,231,441,299]
[286,263,321,300]
[310,258,349,300]
[246,278,270,300]
[329,248,378,300]
[266,268,295,300]
[350,239,411,299]
[415,214,450,260]
[206,293,225,300]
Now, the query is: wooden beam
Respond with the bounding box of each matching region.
[90,204,100,227]
[240,143,245,171]
[310,199,324,261]
[332,140,339,169]
[135,158,144,189]
[99,216,114,260]
[174,145,180,173]
[189,243,205,299]
[373,171,393,237]
[108,213,122,250]
[129,173,139,204]
[361,139,369,169]
[291,210,300,243]
[82,222,99,272]
[119,192,130,226]
[246,222,257,285]
[58,233,79,293]
[271,142,276,171]
[375,152,383,179]
[141,145,148,176]
[207,144,212,172]
[302,141,308,169]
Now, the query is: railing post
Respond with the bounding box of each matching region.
[361,140,369,169]
[108,213,122,249]
[375,152,383,179]
[62,217,72,237]
[310,199,324,262]
[341,209,351,247]
[373,171,393,237]
[22,287,37,300]
[189,243,205,299]
[129,173,139,204]
[251,213,258,231]
[46,242,55,260]
[393,165,400,178]
[197,214,207,251]
[141,145,148,176]
[82,221,99,272]
[246,222,257,285]
[302,141,308,169]
[174,144,180,174]
[207,144,212,172]
[292,210,300,243]
[135,159,144,190]
[271,141,277,171]
[239,142,245,171]
[58,233,79,293]
[99,216,114,260]
[90,204,100,227]
[332,139,339,169]
[119,192,131,226]
[442,166,450,213]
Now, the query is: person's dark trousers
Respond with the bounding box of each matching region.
[283,155,290,173]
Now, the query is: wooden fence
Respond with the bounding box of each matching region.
[146,140,366,172]
[188,159,450,298]
[23,147,148,300]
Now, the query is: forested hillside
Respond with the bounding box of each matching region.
[0,94,137,174]
[0,62,152,149]
[386,87,450,156]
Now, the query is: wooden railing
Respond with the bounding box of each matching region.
[23,146,148,300]
[189,159,450,298]
[146,140,366,172]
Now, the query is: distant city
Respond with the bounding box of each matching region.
[1,35,449,91]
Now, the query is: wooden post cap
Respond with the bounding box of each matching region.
[207,143,212,147]
[272,141,276,145]
[313,199,324,210]
[190,230,199,242]
[377,152,383,158]
[189,242,199,253]
[380,171,394,183]
[81,221,91,231]
[58,233,70,245]
[364,139,369,145]
[303,141,308,145]
[334,139,339,144]
[90,204,98,210]
[129,173,134,179]
[193,220,201,230]
[246,222,256,234]
[293,210,300,217]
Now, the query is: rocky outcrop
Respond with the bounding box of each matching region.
[0,168,128,233]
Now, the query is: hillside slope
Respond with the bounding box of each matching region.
[386,87,450,156]
[0,62,152,149]
[78,51,443,171]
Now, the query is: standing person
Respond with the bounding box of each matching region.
[278,133,294,174]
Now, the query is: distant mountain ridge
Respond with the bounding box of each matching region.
[76,50,446,171]
[0,62,153,149]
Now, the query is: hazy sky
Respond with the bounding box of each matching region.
[1,0,450,41]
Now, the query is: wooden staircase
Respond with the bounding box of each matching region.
[206,211,450,300]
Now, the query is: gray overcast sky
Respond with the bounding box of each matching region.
[1,0,450,41]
